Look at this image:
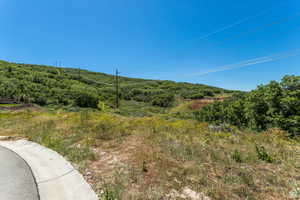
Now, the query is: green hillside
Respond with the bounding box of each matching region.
[0,60,233,111]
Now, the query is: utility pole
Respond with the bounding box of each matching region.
[115,69,120,109]
[54,60,62,67]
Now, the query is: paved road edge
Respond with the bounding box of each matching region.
[0,138,98,200]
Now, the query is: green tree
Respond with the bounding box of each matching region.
[152,94,175,107]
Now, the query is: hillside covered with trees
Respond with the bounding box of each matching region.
[0,60,233,110]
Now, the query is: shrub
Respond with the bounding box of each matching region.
[255,144,274,163]
[75,91,99,108]
[97,101,110,112]
[190,93,204,99]
[35,95,48,106]
[152,94,175,107]
[203,90,214,97]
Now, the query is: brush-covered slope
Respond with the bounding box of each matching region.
[0,60,233,109]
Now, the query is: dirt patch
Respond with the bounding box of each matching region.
[0,136,22,141]
[188,97,227,110]
[84,135,143,193]
[0,104,40,111]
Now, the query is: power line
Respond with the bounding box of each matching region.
[54,60,62,67]
[115,69,120,109]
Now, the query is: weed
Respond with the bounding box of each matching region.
[101,184,123,200]
[67,146,97,163]
[128,166,139,183]
[255,144,274,163]
[142,160,148,173]
[80,110,91,125]
[93,114,130,140]
[233,186,254,199]
[232,150,243,163]
[238,170,254,187]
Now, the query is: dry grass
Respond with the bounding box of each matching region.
[0,109,299,200]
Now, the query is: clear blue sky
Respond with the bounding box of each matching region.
[1,0,299,91]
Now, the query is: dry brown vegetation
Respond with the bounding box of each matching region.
[177,97,227,111]
[0,109,300,200]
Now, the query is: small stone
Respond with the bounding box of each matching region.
[181,187,211,200]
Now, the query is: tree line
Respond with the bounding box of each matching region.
[194,75,300,135]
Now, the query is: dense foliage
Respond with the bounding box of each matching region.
[195,75,300,135]
[0,60,231,108]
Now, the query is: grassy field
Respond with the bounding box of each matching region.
[0,108,299,200]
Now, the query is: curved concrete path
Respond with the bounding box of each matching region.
[0,146,39,200]
[0,139,98,200]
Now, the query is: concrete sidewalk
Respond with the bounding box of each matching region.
[0,139,98,200]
